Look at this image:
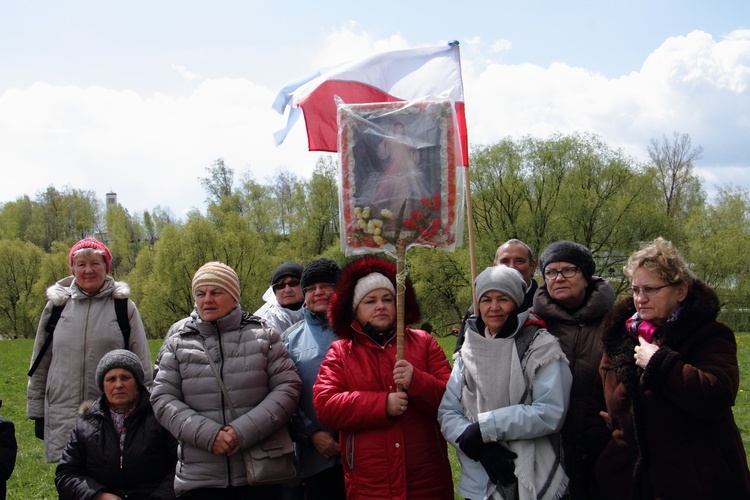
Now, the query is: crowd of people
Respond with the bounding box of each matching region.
[2,234,747,499]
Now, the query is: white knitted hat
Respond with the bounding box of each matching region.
[352,272,396,312]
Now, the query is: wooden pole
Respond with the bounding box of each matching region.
[463,166,478,313]
[396,241,406,391]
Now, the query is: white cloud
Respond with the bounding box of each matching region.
[490,39,512,54]
[171,64,197,81]
[464,29,750,194]
[1,28,748,219]
[0,79,320,218]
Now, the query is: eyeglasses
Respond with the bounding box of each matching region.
[543,266,579,281]
[303,283,335,294]
[629,283,677,297]
[272,279,301,291]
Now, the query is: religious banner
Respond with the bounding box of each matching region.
[338,99,464,257]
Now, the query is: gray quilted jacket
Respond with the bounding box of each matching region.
[150,305,301,495]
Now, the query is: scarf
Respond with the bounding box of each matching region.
[109,401,137,467]
[460,325,569,500]
[625,306,684,343]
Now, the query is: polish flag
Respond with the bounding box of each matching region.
[273,42,468,166]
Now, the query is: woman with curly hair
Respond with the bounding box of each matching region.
[585,237,750,499]
[312,256,454,499]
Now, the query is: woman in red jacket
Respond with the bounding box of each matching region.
[312,256,454,499]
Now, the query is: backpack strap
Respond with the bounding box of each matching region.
[515,324,540,364]
[29,298,131,378]
[28,305,65,377]
[114,298,131,348]
[514,324,542,405]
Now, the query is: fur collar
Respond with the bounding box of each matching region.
[46,275,130,306]
[329,256,420,340]
[602,279,719,354]
[601,279,720,392]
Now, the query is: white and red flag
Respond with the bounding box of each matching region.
[273,41,468,166]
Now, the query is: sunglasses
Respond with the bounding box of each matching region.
[272,279,301,291]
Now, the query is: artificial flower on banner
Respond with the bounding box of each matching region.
[338,99,464,257]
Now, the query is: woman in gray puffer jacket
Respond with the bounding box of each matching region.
[151,262,301,499]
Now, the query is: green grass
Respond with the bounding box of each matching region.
[2,335,749,499]
[0,339,165,500]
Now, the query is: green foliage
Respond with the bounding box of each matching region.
[22,186,102,251]
[0,241,44,339]
[105,204,145,277]
[3,133,750,335]
[409,246,472,333]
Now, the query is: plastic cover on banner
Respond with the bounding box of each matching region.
[337,98,465,257]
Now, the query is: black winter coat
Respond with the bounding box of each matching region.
[56,389,177,500]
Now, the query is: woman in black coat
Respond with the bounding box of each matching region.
[56,350,177,500]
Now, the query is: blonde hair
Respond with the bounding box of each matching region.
[623,237,695,285]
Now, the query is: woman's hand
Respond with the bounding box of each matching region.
[95,493,122,500]
[310,430,340,459]
[212,426,240,456]
[386,391,409,417]
[393,359,414,391]
[634,336,659,369]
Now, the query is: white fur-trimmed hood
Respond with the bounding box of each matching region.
[46,275,131,306]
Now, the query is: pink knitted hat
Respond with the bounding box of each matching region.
[69,238,112,272]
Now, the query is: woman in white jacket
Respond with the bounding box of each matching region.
[439,266,572,500]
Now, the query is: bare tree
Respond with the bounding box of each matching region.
[648,132,703,219]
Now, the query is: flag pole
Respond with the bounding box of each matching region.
[396,241,406,392]
[464,167,478,313]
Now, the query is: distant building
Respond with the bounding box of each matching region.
[106,191,117,210]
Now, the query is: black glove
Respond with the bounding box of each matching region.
[457,422,483,461]
[479,442,517,486]
[34,418,44,440]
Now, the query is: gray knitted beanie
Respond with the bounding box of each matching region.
[474,266,527,307]
[96,349,145,391]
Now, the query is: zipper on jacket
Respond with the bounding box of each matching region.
[216,332,234,487]
[345,433,356,470]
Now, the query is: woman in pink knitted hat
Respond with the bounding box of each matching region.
[27,237,153,463]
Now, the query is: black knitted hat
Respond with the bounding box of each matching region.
[539,241,596,281]
[272,261,304,284]
[301,258,341,290]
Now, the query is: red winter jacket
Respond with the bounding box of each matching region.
[313,325,454,499]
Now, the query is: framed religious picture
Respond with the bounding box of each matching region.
[338,99,463,256]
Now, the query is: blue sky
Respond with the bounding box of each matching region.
[1,1,748,217]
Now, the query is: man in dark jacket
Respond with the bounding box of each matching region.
[454,239,538,352]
